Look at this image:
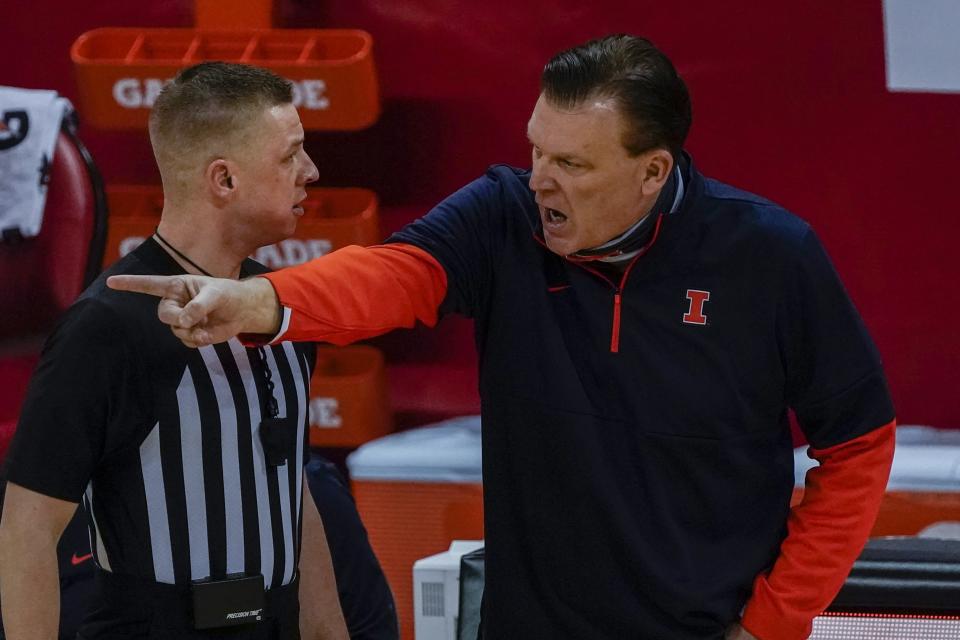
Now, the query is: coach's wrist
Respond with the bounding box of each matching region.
[243,277,283,336]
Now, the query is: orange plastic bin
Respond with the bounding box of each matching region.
[348,417,484,640]
[309,345,391,448]
[71,28,380,130]
[103,185,380,268]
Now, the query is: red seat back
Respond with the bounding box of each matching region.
[0,126,106,339]
[0,122,106,435]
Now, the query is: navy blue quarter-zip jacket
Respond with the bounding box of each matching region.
[263,157,895,639]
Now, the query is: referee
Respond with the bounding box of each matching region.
[0,63,348,639]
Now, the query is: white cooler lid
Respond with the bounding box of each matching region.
[893,425,960,446]
[794,425,960,491]
[347,415,482,483]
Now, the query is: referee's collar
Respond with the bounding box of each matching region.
[131,237,260,279]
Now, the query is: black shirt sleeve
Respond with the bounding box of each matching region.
[781,229,895,448]
[3,298,151,502]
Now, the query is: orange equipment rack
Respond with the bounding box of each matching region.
[309,345,392,448]
[71,28,380,130]
[102,184,380,268]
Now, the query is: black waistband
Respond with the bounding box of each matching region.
[91,570,299,630]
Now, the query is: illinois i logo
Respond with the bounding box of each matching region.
[683,289,710,325]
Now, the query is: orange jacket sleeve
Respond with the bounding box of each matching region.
[740,420,896,640]
[259,243,448,345]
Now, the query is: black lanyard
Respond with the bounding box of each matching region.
[154,231,293,467]
[249,345,295,467]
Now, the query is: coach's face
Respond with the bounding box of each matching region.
[527,94,671,256]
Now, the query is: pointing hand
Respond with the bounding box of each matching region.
[107,274,281,347]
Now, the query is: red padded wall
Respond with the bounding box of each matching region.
[2,1,957,428]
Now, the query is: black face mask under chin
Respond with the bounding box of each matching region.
[568,162,680,261]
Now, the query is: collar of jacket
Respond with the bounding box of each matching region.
[530,151,702,267]
[569,155,685,262]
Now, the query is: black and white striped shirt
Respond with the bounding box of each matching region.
[6,238,313,589]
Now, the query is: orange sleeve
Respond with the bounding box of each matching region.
[259,243,448,345]
[740,420,896,640]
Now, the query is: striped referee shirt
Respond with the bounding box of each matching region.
[5,238,313,589]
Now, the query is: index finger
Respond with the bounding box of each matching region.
[107,274,181,298]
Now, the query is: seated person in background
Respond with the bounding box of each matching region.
[0,62,349,639]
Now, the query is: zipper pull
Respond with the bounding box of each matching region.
[610,291,622,353]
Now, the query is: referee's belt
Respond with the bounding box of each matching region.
[92,569,298,631]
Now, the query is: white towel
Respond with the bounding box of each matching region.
[0,86,74,241]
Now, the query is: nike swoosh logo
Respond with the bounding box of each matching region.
[70,552,93,566]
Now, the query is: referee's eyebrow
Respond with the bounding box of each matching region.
[287,137,304,152]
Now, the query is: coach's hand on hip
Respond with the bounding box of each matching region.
[107,274,281,347]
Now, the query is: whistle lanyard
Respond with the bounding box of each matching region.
[154,231,288,465]
[250,345,280,420]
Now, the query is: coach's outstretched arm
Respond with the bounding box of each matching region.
[108,243,448,347]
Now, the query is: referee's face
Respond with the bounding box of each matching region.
[230,103,319,248]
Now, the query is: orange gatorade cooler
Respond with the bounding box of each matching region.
[793,425,960,536]
[348,417,483,640]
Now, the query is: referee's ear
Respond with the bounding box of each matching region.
[206,158,237,203]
